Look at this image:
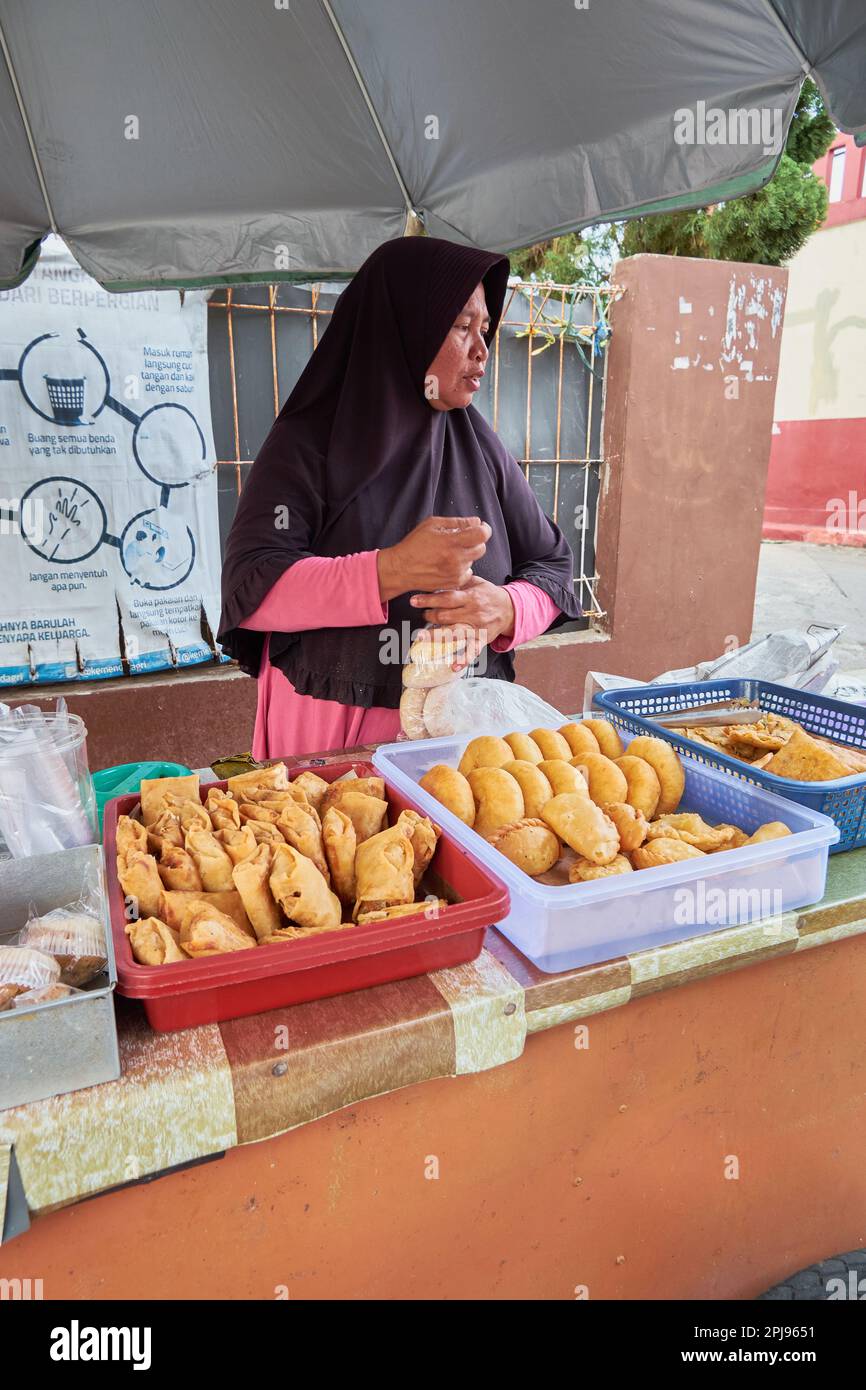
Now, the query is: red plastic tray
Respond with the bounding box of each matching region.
[103,761,509,1032]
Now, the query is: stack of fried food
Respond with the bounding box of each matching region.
[418,720,790,883]
[117,765,445,966]
[668,710,866,781]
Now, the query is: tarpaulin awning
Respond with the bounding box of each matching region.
[1,0,864,290]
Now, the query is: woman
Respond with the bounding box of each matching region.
[218,236,582,757]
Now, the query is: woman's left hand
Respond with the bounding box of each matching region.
[410,576,515,669]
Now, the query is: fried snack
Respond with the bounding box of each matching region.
[239,801,282,826]
[117,848,165,919]
[538,759,587,796]
[290,772,331,813]
[529,728,573,762]
[146,810,184,855]
[745,821,792,844]
[408,628,467,665]
[646,813,735,852]
[260,921,356,942]
[322,807,357,903]
[813,736,866,773]
[709,824,750,850]
[614,755,662,819]
[319,776,386,817]
[125,916,188,965]
[357,899,448,924]
[419,764,475,826]
[402,649,461,688]
[458,735,514,777]
[217,825,259,865]
[504,732,544,765]
[139,772,200,827]
[13,983,78,1009]
[570,751,628,806]
[400,686,428,738]
[232,844,283,940]
[353,827,415,920]
[277,800,330,882]
[161,889,254,938]
[558,722,600,759]
[603,802,648,852]
[0,984,22,1010]
[236,782,305,806]
[541,793,619,865]
[246,820,286,847]
[180,902,258,956]
[764,727,851,782]
[751,753,774,770]
[467,766,525,837]
[205,787,241,831]
[726,720,794,753]
[631,838,705,869]
[396,809,441,887]
[625,737,685,815]
[486,818,560,875]
[157,846,204,892]
[270,843,343,931]
[569,854,633,882]
[502,760,553,817]
[20,911,107,986]
[163,794,212,833]
[184,826,236,891]
[422,684,458,738]
[327,790,388,845]
[580,718,624,760]
[227,762,289,798]
[0,943,61,991]
[116,814,148,858]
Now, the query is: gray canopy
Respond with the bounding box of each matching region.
[1,0,864,290]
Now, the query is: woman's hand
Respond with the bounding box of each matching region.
[410,576,515,669]
[377,515,491,602]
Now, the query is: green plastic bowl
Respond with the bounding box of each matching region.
[93,760,192,833]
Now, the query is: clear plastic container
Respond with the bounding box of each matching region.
[373,731,840,972]
[0,709,97,857]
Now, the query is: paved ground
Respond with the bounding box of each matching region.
[752,541,866,681]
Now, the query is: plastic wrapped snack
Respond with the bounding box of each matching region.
[0,943,61,1007]
[12,982,84,1011]
[401,674,566,740]
[19,907,108,986]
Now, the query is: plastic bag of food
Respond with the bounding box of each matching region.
[12,982,86,1011]
[401,675,566,739]
[0,942,61,1009]
[19,905,108,986]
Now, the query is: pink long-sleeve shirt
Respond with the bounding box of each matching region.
[239,550,560,758]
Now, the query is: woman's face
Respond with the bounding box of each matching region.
[425,283,490,410]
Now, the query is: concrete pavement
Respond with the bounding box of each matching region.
[752,541,866,680]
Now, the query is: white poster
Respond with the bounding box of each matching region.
[0,236,223,685]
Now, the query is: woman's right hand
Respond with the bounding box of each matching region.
[377,515,491,602]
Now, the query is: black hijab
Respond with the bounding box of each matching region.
[218,235,582,708]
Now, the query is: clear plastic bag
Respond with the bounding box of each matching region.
[400,675,566,739]
[19,904,108,987]
[0,698,97,857]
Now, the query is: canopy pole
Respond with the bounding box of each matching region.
[318,0,422,225]
[0,17,58,232]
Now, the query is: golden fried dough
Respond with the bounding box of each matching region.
[400,685,428,739]
[322,807,357,903]
[529,728,573,761]
[124,917,187,965]
[277,799,330,882]
[614,755,662,819]
[329,790,388,844]
[631,838,704,869]
[568,854,633,882]
[419,764,476,826]
[270,843,343,931]
[764,727,851,782]
[205,787,241,831]
[396,809,440,887]
[180,902,258,956]
[226,762,289,798]
[603,802,648,851]
[486,818,561,875]
[116,814,148,858]
[504,732,544,764]
[160,889,254,938]
[467,767,525,837]
[570,751,628,806]
[625,737,685,815]
[501,760,554,817]
[290,772,330,813]
[117,849,165,919]
[139,773,200,827]
[319,776,386,818]
[458,735,514,777]
[216,825,259,865]
[538,759,587,796]
[646,813,735,851]
[541,793,619,865]
[558,722,600,759]
[353,827,415,920]
[157,846,203,892]
[710,824,750,850]
[184,826,236,892]
[232,843,283,940]
[580,719,624,760]
[745,821,792,844]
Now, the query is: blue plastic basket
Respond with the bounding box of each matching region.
[594,679,866,853]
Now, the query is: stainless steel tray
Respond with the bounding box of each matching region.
[0,844,120,1109]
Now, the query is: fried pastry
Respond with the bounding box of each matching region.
[631,838,705,869]
[246,819,286,847]
[353,827,415,920]
[270,843,343,931]
[646,813,735,851]
[400,685,428,739]
[569,854,633,882]
[625,737,685,815]
[160,889,254,938]
[537,759,587,796]
[277,800,330,881]
[319,776,386,817]
[232,843,283,940]
[708,824,750,850]
[418,764,475,826]
[139,772,200,827]
[396,809,441,887]
[501,760,554,817]
[227,762,289,798]
[570,751,628,806]
[764,727,851,782]
[603,802,648,851]
[117,848,165,919]
[503,732,544,764]
[116,814,148,858]
[745,821,792,844]
[157,846,204,892]
[558,722,600,759]
[322,806,357,903]
[541,793,619,865]
[184,826,236,891]
[613,755,662,819]
[163,794,212,832]
[458,736,515,777]
[205,787,241,831]
[216,825,259,865]
[125,916,188,965]
[238,801,282,826]
[529,728,573,762]
[146,810,184,855]
[326,790,388,845]
[357,899,448,924]
[289,772,331,813]
[180,902,258,956]
[467,766,525,837]
[260,921,357,942]
[486,818,560,875]
[579,719,624,760]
